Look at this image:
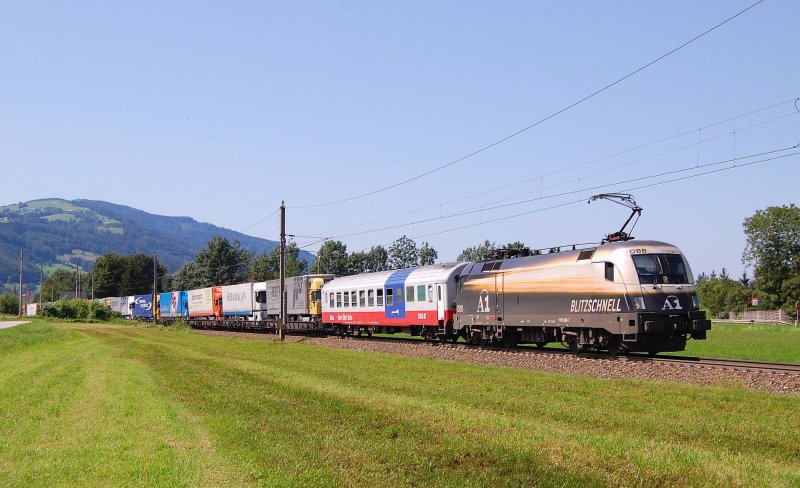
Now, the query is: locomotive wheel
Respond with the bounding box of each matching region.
[606,335,622,356]
[567,336,582,353]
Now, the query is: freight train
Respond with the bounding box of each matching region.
[98,240,710,355]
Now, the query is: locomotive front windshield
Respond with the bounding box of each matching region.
[632,254,689,285]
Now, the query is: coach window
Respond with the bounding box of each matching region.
[386,288,393,306]
[406,286,414,302]
[344,291,350,307]
[336,292,342,308]
[351,291,357,308]
[396,287,403,303]
[377,288,384,306]
[359,290,366,307]
[329,293,334,308]
[417,285,426,302]
[605,262,615,282]
[368,289,375,307]
[427,285,433,301]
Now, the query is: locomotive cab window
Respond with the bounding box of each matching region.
[386,288,393,306]
[632,254,689,285]
[396,288,403,303]
[605,262,614,282]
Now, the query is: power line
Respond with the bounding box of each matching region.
[344,149,799,253]
[296,144,798,251]
[288,0,766,210]
[299,105,797,238]
[240,206,281,234]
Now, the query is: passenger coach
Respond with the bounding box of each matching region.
[322,263,468,339]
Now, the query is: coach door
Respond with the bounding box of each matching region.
[436,284,445,322]
[495,273,505,322]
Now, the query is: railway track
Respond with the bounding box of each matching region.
[188,326,800,377]
[339,334,800,376]
[638,356,800,375]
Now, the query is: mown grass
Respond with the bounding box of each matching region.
[0,319,798,487]
[665,322,800,362]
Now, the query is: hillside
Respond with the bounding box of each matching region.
[0,198,309,287]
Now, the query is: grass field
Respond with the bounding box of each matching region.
[0,320,798,487]
[663,322,800,363]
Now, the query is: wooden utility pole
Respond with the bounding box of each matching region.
[153,251,157,304]
[18,250,23,316]
[279,202,286,341]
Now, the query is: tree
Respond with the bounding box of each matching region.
[347,251,368,275]
[388,235,418,269]
[92,253,168,297]
[504,241,527,250]
[92,254,126,298]
[312,240,349,276]
[696,270,751,319]
[457,240,495,262]
[418,242,438,265]
[364,246,389,273]
[172,262,204,291]
[193,236,254,287]
[742,204,800,309]
[250,242,308,281]
[0,293,18,314]
[36,268,78,302]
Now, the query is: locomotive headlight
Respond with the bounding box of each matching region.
[692,295,699,308]
[633,296,646,310]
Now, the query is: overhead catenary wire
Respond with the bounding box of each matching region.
[296,145,798,252]
[287,0,766,210]
[334,149,798,254]
[299,100,798,238]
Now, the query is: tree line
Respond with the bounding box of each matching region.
[696,204,800,318]
[4,204,796,319]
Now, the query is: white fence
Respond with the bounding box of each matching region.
[728,309,796,324]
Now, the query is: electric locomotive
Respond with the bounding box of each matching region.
[453,240,711,354]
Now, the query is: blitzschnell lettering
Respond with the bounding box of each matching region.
[570,298,622,313]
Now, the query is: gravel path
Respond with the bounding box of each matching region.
[196,330,800,395]
[0,321,29,329]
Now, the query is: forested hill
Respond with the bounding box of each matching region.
[0,198,302,286]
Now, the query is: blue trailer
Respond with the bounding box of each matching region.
[133,294,154,319]
[158,291,188,319]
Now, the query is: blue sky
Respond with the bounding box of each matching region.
[1,1,798,278]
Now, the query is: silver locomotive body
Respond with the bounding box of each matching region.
[453,240,711,354]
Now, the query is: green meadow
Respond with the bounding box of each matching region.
[0,320,798,487]
[664,322,800,363]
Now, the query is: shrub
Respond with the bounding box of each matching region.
[0,293,20,315]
